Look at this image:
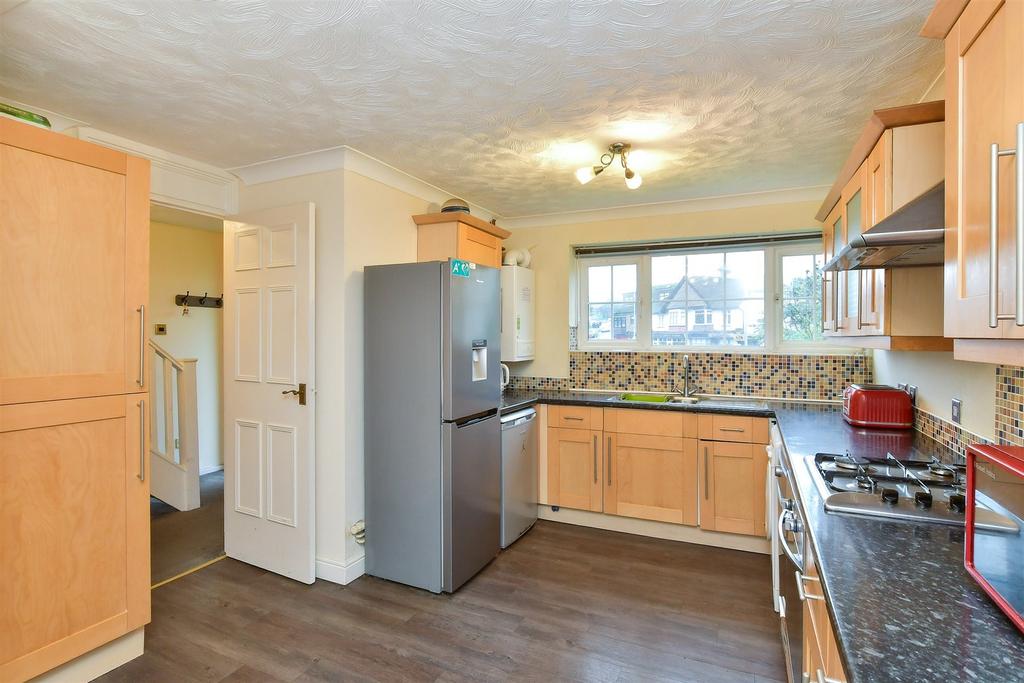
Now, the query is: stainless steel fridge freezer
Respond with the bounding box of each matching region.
[364,260,501,593]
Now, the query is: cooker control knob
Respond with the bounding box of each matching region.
[914,491,933,508]
[948,493,966,513]
[774,466,785,478]
[880,488,899,505]
[781,498,795,512]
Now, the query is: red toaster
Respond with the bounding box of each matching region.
[965,444,1024,634]
[842,384,913,429]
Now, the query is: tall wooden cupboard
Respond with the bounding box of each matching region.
[0,117,151,682]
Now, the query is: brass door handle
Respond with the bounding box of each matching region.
[282,383,307,405]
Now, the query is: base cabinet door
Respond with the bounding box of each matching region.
[0,394,150,682]
[698,440,768,536]
[604,433,697,525]
[547,427,603,512]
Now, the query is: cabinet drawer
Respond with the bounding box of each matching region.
[604,408,696,437]
[698,414,769,443]
[549,405,602,430]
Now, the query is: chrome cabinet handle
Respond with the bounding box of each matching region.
[817,670,842,683]
[136,304,145,387]
[821,276,827,332]
[564,416,584,422]
[989,124,1024,328]
[137,399,146,482]
[856,271,864,329]
[796,570,823,602]
[607,436,612,485]
[703,446,709,500]
[832,274,840,331]
[592,434,597,483]
[1016,122,1023,326]
[719,426,745,433]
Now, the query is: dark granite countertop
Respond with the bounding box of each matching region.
[774,402,1024,683]
[500,388,774,417]
[500,390,1024,682]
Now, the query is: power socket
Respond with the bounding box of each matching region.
[952,398,962,425]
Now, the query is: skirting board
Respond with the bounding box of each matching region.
[539,505,771,555]
[31,628,144,683]
[199,464,224,475]
[316,554,365,585]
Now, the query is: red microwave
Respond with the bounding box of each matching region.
[965,444,1024,634]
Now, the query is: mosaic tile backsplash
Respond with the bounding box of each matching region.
[914,408,989,461]
[996,365,1024,448]
[508,351,872,401]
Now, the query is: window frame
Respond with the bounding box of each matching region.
[577,255,645,349]
[576,240,842,354]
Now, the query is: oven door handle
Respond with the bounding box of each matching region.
[778,511,803,571]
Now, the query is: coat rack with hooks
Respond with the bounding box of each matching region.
[174,291,223,309]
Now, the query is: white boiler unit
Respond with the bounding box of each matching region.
[500,265,534,362]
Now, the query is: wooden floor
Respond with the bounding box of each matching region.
[150,471,225,584]
[100,521,785,682]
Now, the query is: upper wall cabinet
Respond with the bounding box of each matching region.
[818,103,951,351]
[0,118,150,405]
[413,212,511,269]
[929,0,1024,365]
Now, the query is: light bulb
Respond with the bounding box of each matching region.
[575,166,597,184]
[625,171,643,190]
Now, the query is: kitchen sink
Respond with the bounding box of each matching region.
[615,393,700,404]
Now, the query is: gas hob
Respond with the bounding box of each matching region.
[809,452,1019,533]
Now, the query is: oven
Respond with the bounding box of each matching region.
[770,421,804,683]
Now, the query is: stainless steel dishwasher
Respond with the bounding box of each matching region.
[500,407,538,548]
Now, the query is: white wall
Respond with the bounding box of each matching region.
[340,169,430,565]
[149,220,224,472]
[237,164,434,582]
[872,350,996,439]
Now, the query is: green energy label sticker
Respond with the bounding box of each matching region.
[451,259,473,277]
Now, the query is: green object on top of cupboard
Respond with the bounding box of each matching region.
[0,102,51,128]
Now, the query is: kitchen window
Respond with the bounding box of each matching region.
[577,238,828,352]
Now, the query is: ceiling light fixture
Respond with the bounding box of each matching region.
[575,142,643,189]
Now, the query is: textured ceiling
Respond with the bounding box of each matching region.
[0,0,942,217]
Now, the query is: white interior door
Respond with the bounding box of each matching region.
[223,203,315,583]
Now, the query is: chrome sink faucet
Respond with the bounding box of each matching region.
[675,354,701,397]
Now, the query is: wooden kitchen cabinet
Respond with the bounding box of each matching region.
[938,0,1024,364]
[547,427,604,512]
[0,119,150,681]
[0,119,150,405]
[818,103,950,351]
[0,394,150,682]
[413,212,511,268]
[698,439,768,536]
[800,548,848,683]
[604,433,697,525]
[822,203,841,334]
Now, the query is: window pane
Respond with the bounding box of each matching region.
[730,300,765,347]
[652,255,687,346]
[612,303,637,341]
[725,251,764,298]
[588,265,611,302]
[782,253,824,343]
[783,254,822,298]
[612,264,637,302]
[588,303,612,340]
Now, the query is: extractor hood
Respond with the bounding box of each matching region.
[823,182,944,271]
